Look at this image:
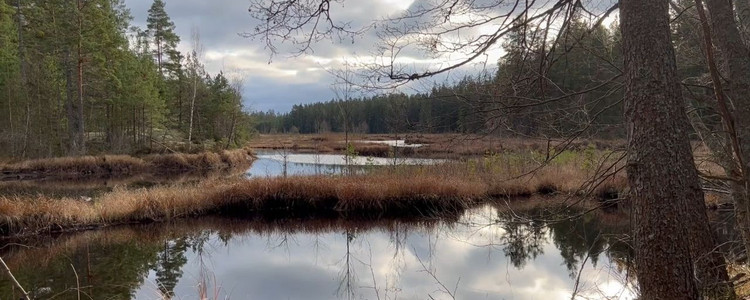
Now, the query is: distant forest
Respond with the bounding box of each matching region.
[253,19,626,139]
[0,0,253,159]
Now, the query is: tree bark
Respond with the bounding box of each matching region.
[76,0,86,155]
[64,50,83,155]
[188,68,196,151]
[705,0,750,264]
[734,0,750,43]
[620,0,732,298]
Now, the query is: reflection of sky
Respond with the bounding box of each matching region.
[133,207,636,300]
[245,152,444,178]
[245,156,347,178]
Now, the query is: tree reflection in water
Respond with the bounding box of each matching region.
[0,205,640,300]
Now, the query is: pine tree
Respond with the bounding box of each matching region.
[146,0,180,77]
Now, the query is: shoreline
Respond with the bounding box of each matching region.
[0,149,254,181]
[0,171,623,239]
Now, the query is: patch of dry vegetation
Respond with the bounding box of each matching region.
[247,133,625,159]
[0,173,489,237]
[0,149,254,180]
[0,146,631,237]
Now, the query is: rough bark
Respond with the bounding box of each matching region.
[734,0,750,43]
[705,0,750,265]
[621,0,732,298]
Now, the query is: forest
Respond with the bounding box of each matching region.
[0,0,254,159]
[254,20,624,138]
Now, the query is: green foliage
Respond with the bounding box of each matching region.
[253,16,624,139]
[147,0,181,77]
[344,142,358,159]
[0,0,255,158]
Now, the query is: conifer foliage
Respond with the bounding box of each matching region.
[0,0,254,159]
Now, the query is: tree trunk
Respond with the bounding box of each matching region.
[705,0,750,264]
[64,50,82,155]
[188,72,196,151]
[226,109,237,149]
[620,0,732,298]
[156,27,162,75]
[75,0,85,155]
[734,0,750,43]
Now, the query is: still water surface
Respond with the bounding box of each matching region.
[246,150,445,178]
[0,205,635,299]
[0,152,638,299]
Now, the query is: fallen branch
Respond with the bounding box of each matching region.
[0,256,31,300]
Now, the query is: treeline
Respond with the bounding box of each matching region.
[0,0,253,159]
[254,18,625,138]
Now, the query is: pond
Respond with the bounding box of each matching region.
[0,205,636,300]
[246,150,445,178]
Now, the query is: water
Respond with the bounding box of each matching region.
[246,150,445,178]
[356,140,425,148]
[0,205,636,300]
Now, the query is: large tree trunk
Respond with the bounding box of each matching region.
[620,0,733,298]
[705,0,750,263]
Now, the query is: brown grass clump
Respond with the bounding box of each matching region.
[0,149,252,180]
[0,173,488,237]
[0,144,638,238]
[220,149,254,167]
[3,155,147,177]
[344,143,392,157]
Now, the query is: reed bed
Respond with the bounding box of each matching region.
[0,144,633,238]
[0,173,489,237]
[0,149,253,180]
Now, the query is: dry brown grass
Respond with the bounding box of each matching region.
[0,144,635,238]
[0,149,253,180]
[248,133,625,159]
[0,172,489,237]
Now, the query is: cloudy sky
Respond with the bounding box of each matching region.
[122,0,521,113]
[123,0,615,113]
[122,0,416,113]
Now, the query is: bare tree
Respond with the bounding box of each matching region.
[187,27,204,152]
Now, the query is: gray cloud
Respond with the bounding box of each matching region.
[124,0,411,112]
[124,0,614,113]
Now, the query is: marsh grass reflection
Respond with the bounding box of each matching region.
[0,205,637,300]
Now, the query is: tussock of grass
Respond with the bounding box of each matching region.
[0,145,635,237]
[0,174,486,237]
[333,143,392,157]
[0,149,253,180]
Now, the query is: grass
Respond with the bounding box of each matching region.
[247,133,625,158]
[0,149,254,180]
[0,146,631,238]
[0,173,487,237]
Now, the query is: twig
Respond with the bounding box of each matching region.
[0,256,31,300]
[414,247,459,299]
[71,263,81,300]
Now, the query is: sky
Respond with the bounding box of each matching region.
[123,0,616,113]
[123,0,425,113]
